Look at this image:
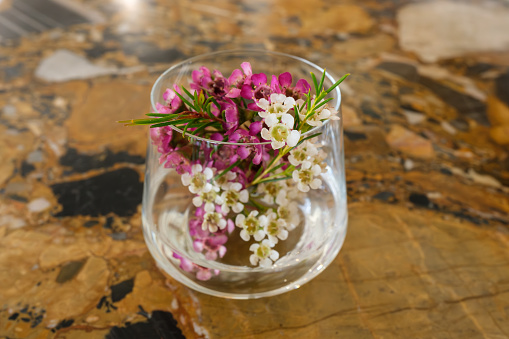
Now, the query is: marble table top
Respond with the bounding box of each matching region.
[1,0,509,338]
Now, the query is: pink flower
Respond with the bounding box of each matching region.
[291,79,311,97]
[163,86,183,110]
[222,99,239,131]
[271,72,311,99]
[156,85,182,113]
[161,151,191,174]
[172,253,194,272]
[229,129,267,165]
[190,66,212,91]
[191,66,230,98]
[226,62,253,98]
[279,72,311,98]
[213,144,239,170]
[150,125,173,154]
[196,268,212,281]
[240,73,275,110]
[210,133,224,141]
[226,219,235,233]
[172,252,219,281]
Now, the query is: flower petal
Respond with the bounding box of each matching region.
[269,250,280,261]
[249,254,258,266]
[257,98,270,110]
[261,128,271,141]
[235,214,245,226]
[281,113,294,127]
[181,173,192,186]
[272,140,285,149]
[270,75,281,94]
[265,114,279,128]
[296,79,311,94]
[203,168,214,179]
[237,146,251,159]
[286,130,301,147]
[278,72,292,88]
[241,62,252,76]
[310,178,322,189]
[252,73,267,87]
[240,230,250,241]
[249,121,263,136]
[192,196,202,207]
[228,69,243,85]
[226,88,241,98]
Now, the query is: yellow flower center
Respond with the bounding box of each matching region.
[256,245,270,258]
[225,190,239,205]
[191,173,207,189]
[298,169,313,184]
[270,124,289,142]
[245,217,260,234]
[265,183,281,197]
[267,221,279,236]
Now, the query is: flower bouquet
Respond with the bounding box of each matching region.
[123,50,349,298]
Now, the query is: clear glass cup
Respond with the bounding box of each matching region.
[142,50,348,299]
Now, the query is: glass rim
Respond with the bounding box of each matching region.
[150,49,342,146]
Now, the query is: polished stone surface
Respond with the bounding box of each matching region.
[1,0,509,338]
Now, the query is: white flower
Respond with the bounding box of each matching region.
[214,171,237,190]
[277,202,300,231]
[288,141,319,167]
[312,148,328,173]
[257,93,296,119]
[292,162,322,192]
[192,185,224,212]
[202,211,227,233]
[249,240,279,267]
[181,164,214,194]
[298,102,339,127]
[257,181,287,205]
[235,210,265,242]
[261,113,300,149]
[259,210,288,245]
[220,182,249,213]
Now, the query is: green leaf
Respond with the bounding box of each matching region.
[257,176,292,184]
[193,90,200,108]
[123,117,172,125]
[294,105,300,129]
[314,97,334,111]
[310,72,319,95]
[182,118,201,137]
[318,69,327,92]
[210,97,221,109]
[205,102,216,120]
[198,90,205,105]
[145,113,179,118]
[149,118,198,128]
[268,162,286,174]
[325,74,350,94]
[149,121,173,128]
[180,86,194,100]
[189,121,217,136]
[294,132,322,148]
[176,88,198,111]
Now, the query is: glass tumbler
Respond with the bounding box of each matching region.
[142,50,348,299]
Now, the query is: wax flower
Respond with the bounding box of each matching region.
[120,63,348,280]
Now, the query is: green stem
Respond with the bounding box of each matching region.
[248,197,267,212]
[249,146,290,187]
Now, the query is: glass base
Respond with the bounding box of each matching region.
[142,213,348,299]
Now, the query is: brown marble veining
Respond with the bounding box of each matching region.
[1,0,509,338]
